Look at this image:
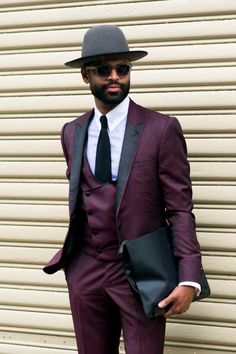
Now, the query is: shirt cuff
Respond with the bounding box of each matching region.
[178,281,201,297]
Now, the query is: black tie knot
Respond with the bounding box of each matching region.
[100,115,108,129]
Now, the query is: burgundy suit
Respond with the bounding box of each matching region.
[44,99,201,353]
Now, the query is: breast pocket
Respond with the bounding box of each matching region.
[131,158,157,182]
[130,158,160,214]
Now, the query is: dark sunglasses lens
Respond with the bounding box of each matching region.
[97,65,111,77]
[116,64,130,76]
[96,64,131,77]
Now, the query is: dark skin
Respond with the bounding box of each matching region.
[81,57,196,318]
[81,58,130,115]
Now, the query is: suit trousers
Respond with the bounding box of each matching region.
[65,251,166,354]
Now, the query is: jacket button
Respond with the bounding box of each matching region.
[92,229,98,235]
[96,247,102,253]
[85,191,90,197]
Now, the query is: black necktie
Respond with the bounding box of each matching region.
[95,115,111,183]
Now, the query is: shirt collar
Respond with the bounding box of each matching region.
[94,96,130,132]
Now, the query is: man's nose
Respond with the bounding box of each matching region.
[108,68,119,80]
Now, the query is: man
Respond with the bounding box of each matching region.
[44,25,202,354]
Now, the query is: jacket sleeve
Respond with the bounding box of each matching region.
[158,117,202,283]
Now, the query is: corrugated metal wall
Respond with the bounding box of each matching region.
[0,0,236,353]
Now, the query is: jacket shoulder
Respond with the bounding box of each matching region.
[60,110,92,166]
[64,110,93,131]
[133,101,180,131]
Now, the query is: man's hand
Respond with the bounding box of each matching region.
[158,286,195,318]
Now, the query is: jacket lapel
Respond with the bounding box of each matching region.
[69,112,92,218]
[116,101,145,213]
[69,101,145,217]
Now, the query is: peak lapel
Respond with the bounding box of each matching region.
[116,101,145,213]
[69,112,92,217]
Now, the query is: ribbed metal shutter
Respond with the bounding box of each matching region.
[0,1,235,353]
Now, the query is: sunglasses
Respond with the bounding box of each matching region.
[85,63,132,78]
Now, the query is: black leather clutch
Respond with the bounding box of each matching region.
[119,227,211,318]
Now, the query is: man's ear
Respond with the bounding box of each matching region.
[81,68,89,84]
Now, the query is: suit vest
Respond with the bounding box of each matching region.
[80,155,120,261]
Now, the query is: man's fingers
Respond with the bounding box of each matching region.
[163,308,176,318]
[158,294,175,309]
[158,287,180,308]
[158,286,195,317]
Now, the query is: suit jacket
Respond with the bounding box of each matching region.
[43,99,201,283]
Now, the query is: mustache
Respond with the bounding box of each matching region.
[103,81,121,89]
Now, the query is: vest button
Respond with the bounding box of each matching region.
[85,191,90,197]
[96,247,102,253]
[92,229,98,235]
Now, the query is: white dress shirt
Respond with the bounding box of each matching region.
[86,96,200,295]
[87,96,129,180]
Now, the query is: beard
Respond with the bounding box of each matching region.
[90,80,130,106]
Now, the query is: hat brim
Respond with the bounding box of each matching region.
[65,50,148,68]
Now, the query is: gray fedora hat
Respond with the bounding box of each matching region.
[65,25,148,68]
